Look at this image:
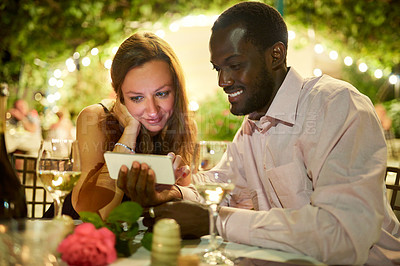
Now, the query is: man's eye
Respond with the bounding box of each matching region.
[230,64,241,70]
[156,91,170,98]
[212,65,220,72]
[130,96,143,103]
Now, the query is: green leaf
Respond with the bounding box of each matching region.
[115,237,134,257]
[106,201,143,224]
[79,211,105,229]
[124,223,139,239]
[141,232,153,251]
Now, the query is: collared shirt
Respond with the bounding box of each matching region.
[194,68,400,265]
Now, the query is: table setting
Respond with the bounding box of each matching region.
[0,216,324,266]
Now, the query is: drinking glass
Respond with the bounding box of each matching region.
[196,141,230,171]
[192,141,235,265]
[36,139,81,218]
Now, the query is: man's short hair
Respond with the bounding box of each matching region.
[212,2,288,51]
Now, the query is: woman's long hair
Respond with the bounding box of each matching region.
[108,32,196,165]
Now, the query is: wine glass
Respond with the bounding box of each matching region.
[192,141,235,265]
[36,139,81,218]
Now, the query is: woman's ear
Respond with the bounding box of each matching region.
[270,42,286,70]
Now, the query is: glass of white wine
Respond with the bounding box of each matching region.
[36,139,81,218]
[192,141,235,265]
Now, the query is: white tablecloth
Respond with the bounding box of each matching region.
[113,232,324,266]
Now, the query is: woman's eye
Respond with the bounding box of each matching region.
[212,65,220,72]
[156,91,170,98]
[130,96,143,103]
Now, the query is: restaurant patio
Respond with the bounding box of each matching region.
[1,1,400,265]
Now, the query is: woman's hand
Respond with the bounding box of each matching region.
[116,162,182,207]
[167,152,191,186]
[113,98,140,130]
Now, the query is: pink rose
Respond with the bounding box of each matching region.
[57,223,117,266]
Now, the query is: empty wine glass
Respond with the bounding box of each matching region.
[192,141,235,265]
[36,139,81,218]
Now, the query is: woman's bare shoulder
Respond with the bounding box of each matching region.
[78,104,105,118]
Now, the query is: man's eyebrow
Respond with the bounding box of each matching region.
[212,54,241,66]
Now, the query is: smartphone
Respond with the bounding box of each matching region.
[103,151,175,185]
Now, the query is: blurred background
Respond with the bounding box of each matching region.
[1,0,399,159]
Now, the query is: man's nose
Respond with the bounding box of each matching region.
[218,70,234,87]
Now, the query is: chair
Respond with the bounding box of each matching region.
[386,166,400,218]
[10,153,53,218]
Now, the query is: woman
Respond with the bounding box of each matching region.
[71,32,198,219]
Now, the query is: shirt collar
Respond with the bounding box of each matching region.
[248,68,304,130]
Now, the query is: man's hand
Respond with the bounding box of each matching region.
[143,200,210,239]
[117,162,181,207]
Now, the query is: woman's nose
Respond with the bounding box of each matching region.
[218,70,234,87]
[146,98,159,117]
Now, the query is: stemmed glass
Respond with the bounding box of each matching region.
[192,141,235,265]
[36,139,81,218]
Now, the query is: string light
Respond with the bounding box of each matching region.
[288,30,296,40]
[91,48,99,56]
[81,57,91,67]
[329,50,338,60]
[313,68,322,77]
[314,44,324,54]
[53,69,62,78]
[358,63,368,73]
[389,75,398,85]
[374,69,383,79]
[169,22,180,32]
[48,77,57,86]
[344,56,353,66]
[189,100,199,111]
[104,59,112,70]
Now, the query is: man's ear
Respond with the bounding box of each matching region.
[270,42,286,70]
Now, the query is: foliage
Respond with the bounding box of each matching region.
[385,99,400,138]
[195,90,243,141]
[79,201,153,256]
[1,0,399,140]
[284,0,400,73]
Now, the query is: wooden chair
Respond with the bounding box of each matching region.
[10,154,53,218]
[386,166,400,218]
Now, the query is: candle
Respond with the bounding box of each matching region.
[151,218,181,266]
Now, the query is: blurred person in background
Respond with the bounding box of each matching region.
[6,98,42,156]
[46,110,75,140]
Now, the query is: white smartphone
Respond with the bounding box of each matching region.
[103,151,175,185]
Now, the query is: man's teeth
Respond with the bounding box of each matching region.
[228,90,243,97]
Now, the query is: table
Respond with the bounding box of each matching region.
[0,219,324,266]
[112,220,324,266]
[112,236,324,265]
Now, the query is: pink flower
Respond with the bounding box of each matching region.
[57,223,117,266]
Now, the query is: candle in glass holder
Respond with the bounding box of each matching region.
[151,218,181,266]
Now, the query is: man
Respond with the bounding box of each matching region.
[121,2,400,265]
